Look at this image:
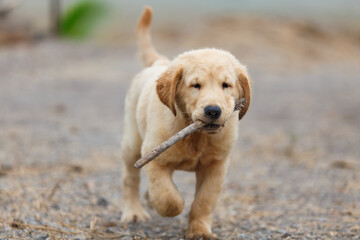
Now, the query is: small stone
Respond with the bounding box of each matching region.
[97,197,109,207]
[37,234,49,240]
[282,233,291,238]
[238,233,249,239]
[259,237,270,240]
[277,230,287,234]
[69,164,83,173]
[51,203,60,210]
[331,160,353,169]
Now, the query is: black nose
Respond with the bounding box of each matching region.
[204,105,222,120]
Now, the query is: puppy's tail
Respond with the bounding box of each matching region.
[136,7,168,67]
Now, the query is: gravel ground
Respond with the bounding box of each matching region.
[0,16,359,239]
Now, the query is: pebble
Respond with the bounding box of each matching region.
[259,236,271,240]
[282,233,291,238]
[36,234,49,240]
[96,197,109,207]
[277,229,287,234]
[238,233,249,239]
[51,203,60,210]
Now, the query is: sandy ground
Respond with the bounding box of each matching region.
[0,16,360,239]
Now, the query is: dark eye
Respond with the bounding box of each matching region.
[222,82,230,88]
[192,83,201,89]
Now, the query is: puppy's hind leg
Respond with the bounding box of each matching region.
[120,114,149,222]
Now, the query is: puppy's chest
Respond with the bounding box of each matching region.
[170,133,225,171]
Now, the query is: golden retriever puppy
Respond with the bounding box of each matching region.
[121,6,251,239]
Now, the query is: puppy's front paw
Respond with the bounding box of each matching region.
[149,189,184,217]
[121,206,150,223]
[187,222,217,240]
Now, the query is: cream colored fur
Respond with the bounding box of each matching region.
[121,6,251,239]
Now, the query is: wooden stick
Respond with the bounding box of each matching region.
[134,120,205,168]
[134,98,246,168]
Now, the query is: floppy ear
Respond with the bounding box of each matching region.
[236,70,251,120]
[156,65,183,116]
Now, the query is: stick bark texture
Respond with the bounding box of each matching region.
[134,98,246,168]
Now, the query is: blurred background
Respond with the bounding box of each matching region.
[0,0,359,239]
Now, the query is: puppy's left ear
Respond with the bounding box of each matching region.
[236,69,252,120]
[156,65,183,116]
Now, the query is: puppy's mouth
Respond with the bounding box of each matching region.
[201,122,223,134]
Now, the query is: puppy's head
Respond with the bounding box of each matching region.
[156,49,251,133]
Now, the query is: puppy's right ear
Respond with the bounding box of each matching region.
[156,65,183,116]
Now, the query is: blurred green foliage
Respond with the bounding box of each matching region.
[59,0,107,39]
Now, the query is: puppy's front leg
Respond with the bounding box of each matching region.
[146,163,184,217]
[187,159,227,239]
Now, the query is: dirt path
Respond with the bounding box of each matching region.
[0,17,359,239]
